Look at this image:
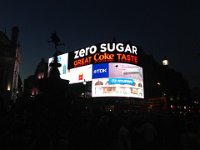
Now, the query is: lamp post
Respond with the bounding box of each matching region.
[83,79,87,99]
[161,56,169,111]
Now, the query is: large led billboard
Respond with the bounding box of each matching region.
[68,43,138,68]
[92,63,144,98]
[48,42,144,98]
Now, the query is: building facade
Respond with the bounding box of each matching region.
[0,27,21,105]
[24,58,48,97]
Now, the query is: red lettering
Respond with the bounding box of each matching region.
[94,53,114,63]
[117,53,122,61]
[73,56,92,67]
[116,53,138,64]
[131,56,138,64]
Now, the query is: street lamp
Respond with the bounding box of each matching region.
[157,82,161,86]
[83,79,86,99]
[162,56,169,66]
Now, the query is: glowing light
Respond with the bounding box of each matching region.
[170,96,174,101]
[83,79,86,85]
[157,82,161,86]
[162,56,169,66]
[162,60,168,65]
[31,88,39,96]
[38,73,44,79]
[7,84,11,91]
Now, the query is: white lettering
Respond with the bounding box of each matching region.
[74,45,97,59]
[79,49,85,57]
[100,43,107,52]
[101,68,107,73]
[124,45,132,53]
[132,46,137,55]
[94,68,107,74]
[85,47,90,56]
[74,51,79,59]
[116,43,124,52]
[100,43,137,54]
[107,43,115,52]
[74,43,137,59]
[90,45,97,54]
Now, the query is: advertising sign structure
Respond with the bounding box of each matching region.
[48,42,144,98]
[68,43,138,69]
[92,63,144,98]
[48,54,92,84]
[48,53,69,80]
[69,65,92,84]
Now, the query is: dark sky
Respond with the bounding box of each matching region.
[1,0,200,88]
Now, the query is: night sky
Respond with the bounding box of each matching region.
[1,0,200,88]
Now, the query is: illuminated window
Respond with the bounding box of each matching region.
[38,73,44,79]
[31,88,39,96]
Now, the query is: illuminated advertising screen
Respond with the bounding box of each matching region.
[92,63,144,98]
[48,53,70,80]
[48,42,144,98]
[92,63,109,79]
[48,55,92,84]
[68,43,138,68]
[69,65,92,84]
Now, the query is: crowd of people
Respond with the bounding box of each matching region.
[0,96,200,150]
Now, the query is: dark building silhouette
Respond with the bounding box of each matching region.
[24,58,48,97]
[24,32,65,98]
[137,46,191,111]
[0,27,21,109]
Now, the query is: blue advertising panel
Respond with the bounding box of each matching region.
[92,63,109,79]
[108,78,135,85]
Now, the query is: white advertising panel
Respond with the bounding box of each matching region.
[48,53,70,80]
[92,63,144,98]
[48,54,92,84]
[69,65,92,84]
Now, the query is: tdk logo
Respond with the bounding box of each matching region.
[92,63,109,79]
[93,68,107,74]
